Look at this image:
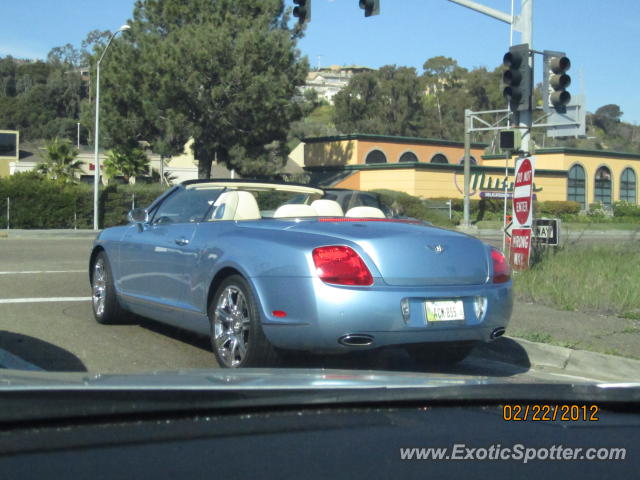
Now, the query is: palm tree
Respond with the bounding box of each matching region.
[37,137,83,182]
[103,147,150,184]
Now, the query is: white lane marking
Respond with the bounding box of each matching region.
[0,270,86,275]
[0,297,91,304]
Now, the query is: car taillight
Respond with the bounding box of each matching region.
[491,248,511,283]
[312,246,373,286]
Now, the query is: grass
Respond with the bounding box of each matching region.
[564,223,640,231]
[511,330,580,349]
[514,243,640,319]
[475,220,640,231]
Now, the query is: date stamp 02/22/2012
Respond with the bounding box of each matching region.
[503,404,599,422]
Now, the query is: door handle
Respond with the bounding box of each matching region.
[175,237,190,246]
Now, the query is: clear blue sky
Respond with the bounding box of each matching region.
[1,0,639,124]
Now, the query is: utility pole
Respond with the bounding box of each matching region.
[93,24,130,231]
[448,0,533,227]
[463,109,471,226]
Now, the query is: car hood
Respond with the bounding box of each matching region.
[1,368,639,424]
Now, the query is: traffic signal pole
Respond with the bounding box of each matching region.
[448,0,533,227]
[518,0,533,156]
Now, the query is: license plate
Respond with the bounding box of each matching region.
[425,300,465,322]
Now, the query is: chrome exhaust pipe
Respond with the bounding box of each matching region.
[339,334,374,347]
[490,327,506,340]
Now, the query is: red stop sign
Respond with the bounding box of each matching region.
[513,158,533,226]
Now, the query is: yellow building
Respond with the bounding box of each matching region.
[304,134,639,207]
[0,130,19,178]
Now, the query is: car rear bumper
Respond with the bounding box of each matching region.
[252,276,513,353]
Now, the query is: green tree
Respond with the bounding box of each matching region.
[422,56,474,140]
[103,147,150,184]
[333,65,427,136]
[422,56,466,138]
[592,104,623,135]
[36,137,83,182]
[97,0,308,178]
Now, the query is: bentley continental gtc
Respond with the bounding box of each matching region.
[89,180,512,368]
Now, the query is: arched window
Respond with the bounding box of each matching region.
[620,168,637,204]
[458,156,478,165]
[364,150,387,164]
[399,151,419,163]
[594,166,612,206]
[567,164,586,208]
[430,153,449,164]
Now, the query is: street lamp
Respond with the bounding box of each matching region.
[93,24,130,231]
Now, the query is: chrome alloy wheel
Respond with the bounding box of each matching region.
[214,286,251,367]
[92,258,107,317]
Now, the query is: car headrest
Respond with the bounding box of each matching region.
[311,199,344,216]
[233,191,261,220]
[345,206,386,218]
[273,204,318,218]
[211,191,261,221]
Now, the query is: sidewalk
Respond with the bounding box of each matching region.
[508,301,639,360]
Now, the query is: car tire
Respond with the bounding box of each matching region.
[91,251,130,325]
[209,274,281,368]
[406,342,477,366]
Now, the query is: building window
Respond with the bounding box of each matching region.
[567,164,586,208]
[399,151,419,163]
[365,150,387,164]
[620,168,637,204]
[458,156,477,165]
[430,153,448,164]
[594,166,612,207]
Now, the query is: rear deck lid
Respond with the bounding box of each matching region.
[289,220,489,286]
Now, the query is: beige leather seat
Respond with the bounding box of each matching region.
[345,206,386,218]
[311,199,344,216]
[273,204,318,218]
[211,191,261,221]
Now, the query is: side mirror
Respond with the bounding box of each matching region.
[128,208,149,224]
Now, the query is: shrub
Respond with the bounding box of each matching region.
[613,201,640,218]
[429,197,481,214]
[536,200,581,216]
[372,190,456,227]
[428,196,508,222]
[0,172,167,229]
[101,184,165,227]
[587,203,608,218]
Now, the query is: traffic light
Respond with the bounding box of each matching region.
[359,0,380,17]
[543,50,571,113]
[502,43,532,113]
[293,0,311,25]
[499,129,522,151]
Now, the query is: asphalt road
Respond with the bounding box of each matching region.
[0,236,601,382]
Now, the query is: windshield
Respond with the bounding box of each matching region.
[1,0,639,416]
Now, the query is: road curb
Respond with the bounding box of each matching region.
[474,336,640,382]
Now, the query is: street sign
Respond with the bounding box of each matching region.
[532,218,560,246]
[480,191,513,199]
[510,228,532,270]
[513,156,535,227]
[504,221,513,238]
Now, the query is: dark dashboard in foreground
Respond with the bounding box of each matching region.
[1,401,638,479]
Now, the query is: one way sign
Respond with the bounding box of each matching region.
[532,218,561,245]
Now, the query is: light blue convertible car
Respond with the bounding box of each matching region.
[89,179,512,368]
